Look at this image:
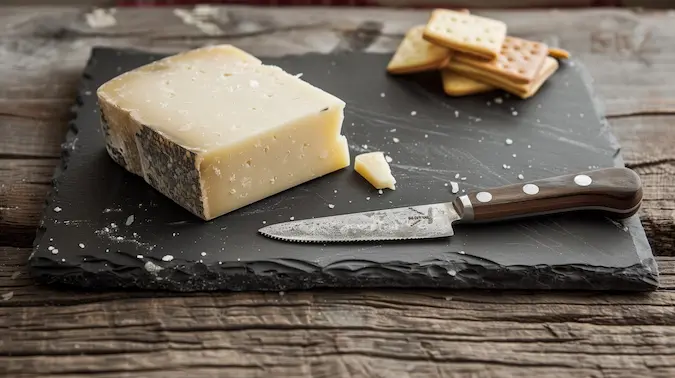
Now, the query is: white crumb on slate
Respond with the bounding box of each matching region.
[390,128,396,132]
[53,206,62,212]
[454,173,460,179]
[105,249,109,253]
[444,183,449,187]
[172,232,178,237]
[513,154,517,158]
[411,111,417,116]
[503,164,511,169]
[528,144,532,149]
[380,92,385,97]
[2,292,13,301]
[448,269,457,277]
[505,138,513,145]
[334,189,338,193]
[378,190,383,195]
[136,255,144,259]
[424,134,428,138]
[51,248,59,255]
[459,250,465,254]
[328,204,335,209]
[385,155,393,163]
[201,252,207,256]
[144,261,163,273]
[290,217,295,220]
[512,111,518,116]
[162,255,174,262]
[567,113,571,118]
[518,174,525,180]
[79,243,85,249]
[454,110,459,117]
[494,97,503,104]
[262,220,266,224]
[48,246,54,251]
[125,215,134,226]
[580,113,584,118]
[366,197,371,201]
[392,137,400,143]
[427,162,431,166]
[450,182,459,194]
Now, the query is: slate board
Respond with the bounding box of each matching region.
[28,47,659,292]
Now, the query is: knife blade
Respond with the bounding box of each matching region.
[258,167,643,243]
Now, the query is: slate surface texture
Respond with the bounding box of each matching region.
[28,47,658,292]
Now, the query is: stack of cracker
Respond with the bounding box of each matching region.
[386,9,570,99]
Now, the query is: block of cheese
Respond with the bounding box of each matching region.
[97,45,350,220]
[354,152,396,190]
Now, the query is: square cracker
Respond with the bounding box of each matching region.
[453,36,548,84]
[441,70,494,96]
[445,56,559,99]
[387,25,452,75]
[422,9,507,60]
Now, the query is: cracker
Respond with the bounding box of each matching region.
[441,70,495,96]
[548,47,571,59]
[387,25,452,75]
[445,57,559,99]
[422,9,507,60]
[453,36,548,84]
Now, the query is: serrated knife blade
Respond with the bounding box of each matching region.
[259,202,461,243]
[258,168,643,244]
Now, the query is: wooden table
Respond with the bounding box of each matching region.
[2,6,675,377]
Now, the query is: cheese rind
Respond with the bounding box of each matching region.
[354,152,396,190]
[97,45,351,220]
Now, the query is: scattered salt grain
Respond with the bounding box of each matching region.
[503,164,511,169]
[494,97,503,104]
[366,197,371,201]
[460,177,466,181]
[580,113,584,118]
[424,134,428,138]
[201,252,207,256]
[380,92,385,97]
[505,138,513,145]
[450,182,459,194]
[328,204,335,209]
[53,206,62,212]
[385,155,393,163]
[459,250,465,254]
[51,248,59,255]
[518,174,525,180]
[125,215,134,226]
[262,220,266,224]
[527,144,532,149]
[78,243,85,249]
[290,217,295,220]
[137,255,144,259]
[162,255,174,262]
[455,173,460,179]
[512,111,518,116]
[411,111,417,116]
[512,154,517,158]
[392,137,400,143]
[390,128,396,132]
[454,110,459,117]
[448,269,457,277]
[362,144,368,149]
[378,190,383,195]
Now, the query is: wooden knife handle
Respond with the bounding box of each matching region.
[459,167,643,223]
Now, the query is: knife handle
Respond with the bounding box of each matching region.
[457,167,642,223]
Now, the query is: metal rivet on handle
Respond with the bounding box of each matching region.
[476,191,493,203]
[522,184,539,195]
[574,174,592,187]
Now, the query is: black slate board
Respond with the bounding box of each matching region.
[29,47,659,292]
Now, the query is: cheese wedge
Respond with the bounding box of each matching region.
[97,45,350,220]
[354,152,396,190]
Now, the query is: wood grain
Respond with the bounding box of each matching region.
[1,5,675,377]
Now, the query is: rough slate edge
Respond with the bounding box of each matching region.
[27,46,659,293]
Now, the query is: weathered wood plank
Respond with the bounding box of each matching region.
[2,245,675,377]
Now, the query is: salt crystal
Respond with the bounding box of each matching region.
[444,183,449,187]
[48,246,54,251]
[380,92,386,97]
[580,113,584,118]
[366,197,370,201]
[512,154,517,158]
[51,248,59,255]
[527,145,532,149]
[262,220,266,224]
[378,190,383,195]
[53,206,62,212]
[450,182,459,194]
[125,215,134,226]
[460,177,466,181]
[201,252,207,256]
[162,255,174,262]
[454,110,459,117]
[137,255,144,259]
[385,155,393,163]
[392,137,400,143]
[503,164,511,169]
[410,111,417,116]
[448,269,457,277]
[494,97,503,104]
[390,128,396,132]
[362,144,368,149]
[518,174,524,180]
[290,217,295,220]
[459,250,465,254]
[455,173,460,179]
[512,111,518,116]
[505,138,513,145]
[424,134,428,138]
[328,204,335,209]
[78,243,85,248]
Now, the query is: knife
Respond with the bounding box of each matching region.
[258,167,643,243]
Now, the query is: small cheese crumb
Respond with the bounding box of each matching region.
[125,215,134,226]
[366,197,370,201]
[262,220,266,224]
[505,138,513,145]
[503,164,511,169]
[410,111,417,116]
[527,144,532,149]
[137,255,144,259]
[392,137,400,143]
[53,206,62,212]
[362,144,368,149]
[380,92,385,97]
[459,250,465,254]
[290,217,295,220]
[378,189,383,195]
[48,246,54,251]
[162,255,174,262]
[454,173,460,179]
[201,252,207,256]
[328,204,335,209]
[424,134,428,138]
[512,154,517,158]
[450,182,459,194]
[512,111,518,116]
[78,243,85,249]
[51,248,59,255]
[518,174,525,180]
[448,269,457,277]
[385,155,393,163]
[454,110,459,117]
